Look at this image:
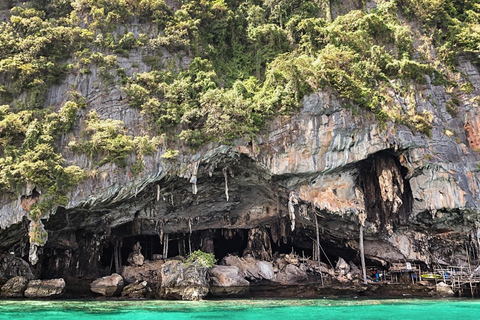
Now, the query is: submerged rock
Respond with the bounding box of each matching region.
[24,278,65,298]
[90,273,124,297]
[1,276,28,298]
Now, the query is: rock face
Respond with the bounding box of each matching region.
[122,260,163,288]
[209,266,250,297]
[0,255,35,281]
[24,279,65,298]
[159,260,209,301]
[90,273,124,297]
[1,2,480,299]
[1,276,28,298]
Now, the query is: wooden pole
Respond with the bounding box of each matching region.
[466,244,475,297]
[360,225,367,285]
[315,215,324,287]
[189,234,192,254]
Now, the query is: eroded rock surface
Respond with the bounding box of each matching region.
[209,265,250,297]
[121,280,149,299]
[1,276,28,298]
[24,278,65,298]
[90,273,124,297]
[159,260,209,301]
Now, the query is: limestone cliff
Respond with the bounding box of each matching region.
[1,0,480,286]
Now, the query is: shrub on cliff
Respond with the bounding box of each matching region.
[184,250,216,268]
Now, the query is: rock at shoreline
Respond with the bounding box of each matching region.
[24,278,65,298]
[121,280,149,298]
[436,282,455,297]
[122,260,163,288]
[91,273,124,297]
[209,265,250,297]
[1,276,28,298]
[159,260,209,301]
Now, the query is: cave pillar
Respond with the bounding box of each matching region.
[243,227,272,261]
[200,230,214,254]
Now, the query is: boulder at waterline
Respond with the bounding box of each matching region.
[90,273,124,297]
[24,278,65,298]
[159,260,209,301]
[209,265,250,297]
[1,276,28,298]
[121,280,149,299]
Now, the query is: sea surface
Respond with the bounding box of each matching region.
[0,298,479,320]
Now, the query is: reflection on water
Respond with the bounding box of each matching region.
[0,299,479,320]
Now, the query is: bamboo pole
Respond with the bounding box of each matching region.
[466,244,475,297]
[360,225,367,285]
[315,215,324,287]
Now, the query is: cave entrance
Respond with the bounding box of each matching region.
[271,236,314,259]
[213,229,249,261]
[119,235,162,266]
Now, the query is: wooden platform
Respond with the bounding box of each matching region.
[434,266,480,296]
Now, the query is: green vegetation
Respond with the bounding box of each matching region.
[68,110,160,167]
[184,250,216,268]
[0,0,479,236]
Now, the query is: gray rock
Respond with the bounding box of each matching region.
[209,265,249,297]
[1,276,28,298]
[121,280,148,298]
[122,260,163,288]
[436,282,455,297]
[24,278,65,298]
[159,260,209,301]
[127,252,145,267]
[0,255,35,281]
[284,264,307,283]
[91,273,124,297]
[256,261,275,280]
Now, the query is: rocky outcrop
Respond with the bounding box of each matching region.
[122,260,163,288]
[121,280,149,299]
[90,273,124,297]
[24,278,65,298]
[159,260,209,301]
[1,276,28,298]
[0,255,35,281]
[0,2,480,300]
[209,266,250,297]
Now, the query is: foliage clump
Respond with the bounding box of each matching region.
[184,250,216,268]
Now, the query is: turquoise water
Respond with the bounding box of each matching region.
[0,299,479,320]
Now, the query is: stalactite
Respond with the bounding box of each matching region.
[288,191,298,231]
[156,184,160,201]
[223,167,229,201]
[189,161,200,195]
[163,234,169,259]
[188,217,192,234]
[271,221,279,244]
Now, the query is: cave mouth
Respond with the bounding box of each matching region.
[213,229,249,261]
[357,149,413,230]
[98,227,370,273]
